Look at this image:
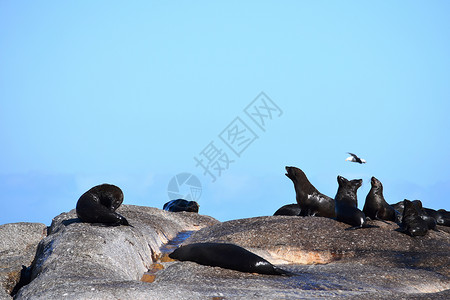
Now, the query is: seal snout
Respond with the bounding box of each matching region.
[285,166,292,178]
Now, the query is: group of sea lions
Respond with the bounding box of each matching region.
[74,168,449,276]
[281,166,450,236]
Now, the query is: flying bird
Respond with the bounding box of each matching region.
[346,152,366,164]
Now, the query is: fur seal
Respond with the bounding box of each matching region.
[334,176,372,229]
[273,203,301,216]
[410,200,437,231]
[400,199,429,236]
[163,199,199,212]
[424,208,450,227]
[363,177,400,222]
[392,200,440,229]
[76,184,132,226]
[285,166,335,218]
[169,242,292,276]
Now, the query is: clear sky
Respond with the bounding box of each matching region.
[1,1,449,225]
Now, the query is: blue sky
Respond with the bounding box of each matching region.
[1,1,449,225]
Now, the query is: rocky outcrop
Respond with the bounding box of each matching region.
[3,207,450,299]
[0,223,47,299]
[14,205,218,300]
[186,216,450,274]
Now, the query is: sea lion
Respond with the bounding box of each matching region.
[163,199,199,212]
[423,208,450,227]
[410,200,437,231]
[392,200,440,229]
[285,166,335,218]
[169,242,292,276]
[399,199,428,236]
[76,184,132,226]
[363,177,400,222]
[273,203,301,216]
[335,176,372,229]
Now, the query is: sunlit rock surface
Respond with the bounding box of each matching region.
[0,222,47,299]
[13,205,218,300]
[3,207,449,299]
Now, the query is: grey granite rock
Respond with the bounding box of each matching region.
[10,210,450,299]
[14,205,218,300]
[0,222,47,299]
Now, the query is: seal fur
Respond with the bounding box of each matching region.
[76,184,131,226]
[335,176,373,229]
[399,199,429,236]
[363,176,400,222]
[163,199,199,213]
[273,203,301,216]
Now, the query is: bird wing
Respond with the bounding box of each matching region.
[348,152,358,158]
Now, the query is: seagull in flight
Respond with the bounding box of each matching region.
[346,152,366,164]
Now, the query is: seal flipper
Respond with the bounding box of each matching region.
[373,212,391,225]
[273,266,296,276]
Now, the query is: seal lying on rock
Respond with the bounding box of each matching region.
[424,208,450,227]
[163,199,199,213]
[399,199,429,236]
[76,184,132,226]
[363,177,400,222]
[169,242,292,276]
[273,203,301,216]
[335,176,374,229]
[285,166,335,218]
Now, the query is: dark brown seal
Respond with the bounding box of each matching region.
[169,242,292,275]
[363,176,400,222]
[424,208,450,227]
[285,166,335,218]
[399,199,429,236]
[76,184,132,226]
[334,176,373,229]
[392,200,439,229]
[163,199,199,212]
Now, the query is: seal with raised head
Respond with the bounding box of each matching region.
[169,242,292,276]
[363,176,400,222]
[335,176,372,229]
[163,199,199,213]
[285,166,335,218]
[76,184,132,226]
[399,199,429,236]
[273,203,301,216]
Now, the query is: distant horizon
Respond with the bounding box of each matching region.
[1,1,449,225]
